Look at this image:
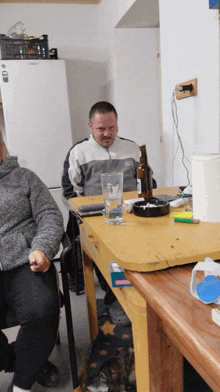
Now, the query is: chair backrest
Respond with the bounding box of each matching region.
[60,232,73,265]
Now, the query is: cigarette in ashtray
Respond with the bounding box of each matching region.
[141,203,158,209]
[124,199,160,212]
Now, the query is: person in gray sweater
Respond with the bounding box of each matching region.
[0,131,64,392]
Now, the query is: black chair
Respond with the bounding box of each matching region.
[66,211,84,296]
[57,233,80,391]
[0,233,80,392]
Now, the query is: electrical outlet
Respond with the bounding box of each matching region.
[175,78,197,100]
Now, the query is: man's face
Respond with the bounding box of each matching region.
[88,111,118,147]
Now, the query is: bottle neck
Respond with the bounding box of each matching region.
[140,148,148,165]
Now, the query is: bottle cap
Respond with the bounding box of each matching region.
[196,275,220,303]
[190,257,220,304]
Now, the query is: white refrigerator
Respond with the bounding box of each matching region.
[0,59,73,227]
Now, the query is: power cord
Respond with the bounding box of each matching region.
[171,87,191,187]
[176,84,193,92]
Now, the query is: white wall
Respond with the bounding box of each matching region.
[116,0,159,28]
[0,1,160,158]
[0,3,106,144]
[0,1,138,145]
[97,0,137,58]
[0,4,101,61]
[1,0,220,191]
[65,59,105,141]
[101,57,116,103]
[0,1,137,63]
[159,0,220,187]
[113,28,161,185]
[97,0,162,185]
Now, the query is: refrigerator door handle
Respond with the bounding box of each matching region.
[2,70,9,83]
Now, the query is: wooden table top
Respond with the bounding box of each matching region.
[68,187,220,272]
[125,265,220,390]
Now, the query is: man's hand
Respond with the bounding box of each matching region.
[29,250,51,272]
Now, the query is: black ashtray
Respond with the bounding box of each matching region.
[133,197,170,217]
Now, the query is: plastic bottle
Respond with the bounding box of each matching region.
[7,22,27,39]
[137,144,152,199]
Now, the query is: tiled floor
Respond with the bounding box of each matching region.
[0,264,104,392]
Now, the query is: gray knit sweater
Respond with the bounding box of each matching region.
[0,157,64,271]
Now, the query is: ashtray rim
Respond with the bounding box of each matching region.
[133,197,170,217]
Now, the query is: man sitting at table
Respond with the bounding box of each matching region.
[61,101,156,322]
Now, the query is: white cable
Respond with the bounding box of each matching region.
[171,89,179,185]
[171,88,191,187]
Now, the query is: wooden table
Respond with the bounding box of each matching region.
[125,265,220,392]
[68,187,220,392]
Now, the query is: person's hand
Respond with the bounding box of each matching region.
[29,250,51,272]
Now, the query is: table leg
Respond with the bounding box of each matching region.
[130,301,150,392]
[147,303,183,392]
[73,386,82,392]
[131,302,183,392]
[82,248,98,343]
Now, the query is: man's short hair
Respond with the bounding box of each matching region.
[89,101,118,122]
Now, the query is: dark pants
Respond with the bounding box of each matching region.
[0,263,60,389]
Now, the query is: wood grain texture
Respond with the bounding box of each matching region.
[147,304,183,391]
[71,187,220,391]
[69,188,220,272]
[80,223,151,392]
[81,247,98,343]
[125,266,220,391]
